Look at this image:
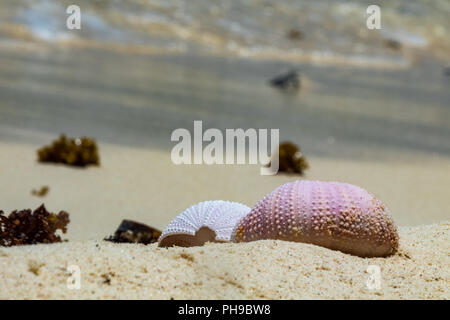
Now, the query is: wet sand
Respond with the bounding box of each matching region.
[0,46,449,161]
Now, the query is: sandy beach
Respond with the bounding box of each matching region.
[0,223,448,299]
[1,141,450,240]
[0,141,449,299]
[1,0,449,301]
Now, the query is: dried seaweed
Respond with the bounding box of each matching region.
[0,204,70,247]
[269,70,300,91]
[269,141,309,175]
[104,220,161,245]
[37,134,100,167]
[384,39,402,50]
[287,28,303,40]
[31,186,49,197]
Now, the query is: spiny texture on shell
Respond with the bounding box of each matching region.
[158,201,250,248]
[232,180,399,257]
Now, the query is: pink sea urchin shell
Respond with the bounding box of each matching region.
[232,180,399,257]
[158,200,250,248]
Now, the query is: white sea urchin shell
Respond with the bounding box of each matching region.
[158,200,250,247]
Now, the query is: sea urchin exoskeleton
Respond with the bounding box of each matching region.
[158,201,250,248]
[232,180,399,257]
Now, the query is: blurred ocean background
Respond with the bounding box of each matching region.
[0,0,449,160]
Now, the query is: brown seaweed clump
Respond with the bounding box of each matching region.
[287,28,303,40]
[31,186,49,197]
[269,141,309,175]
[104,220,161,245]
[0,204,70,247]
[269,70,300,91]
[37,134,100,167]
[384,39,402,50]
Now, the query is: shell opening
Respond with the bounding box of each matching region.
[158,226,223,248]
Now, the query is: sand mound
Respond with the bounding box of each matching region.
[0,223,448,299]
